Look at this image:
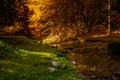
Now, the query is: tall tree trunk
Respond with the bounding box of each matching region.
[108,0,111,35]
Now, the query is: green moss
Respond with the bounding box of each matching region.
[0,40,84,80]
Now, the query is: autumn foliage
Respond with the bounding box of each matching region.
[0,0,119,41]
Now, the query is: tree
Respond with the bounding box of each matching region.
[108,0,111,35]
[0,0,17,27]
[0,0,32,36]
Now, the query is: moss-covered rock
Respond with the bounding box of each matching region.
[107,42,120,55]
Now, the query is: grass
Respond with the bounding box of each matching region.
[0,39,84,80]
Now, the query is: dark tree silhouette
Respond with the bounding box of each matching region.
[0,0,18,26]
[0,0,32,37]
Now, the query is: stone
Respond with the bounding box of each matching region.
[51,60,61,67]
[107,42,120,55]
[71,61,76,65]
[71,53,75,55]
[48,67,57,72]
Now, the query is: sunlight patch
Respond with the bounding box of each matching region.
[18,49,56,58]
[30,52,56,58]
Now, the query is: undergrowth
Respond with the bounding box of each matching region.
[0,40,84,80]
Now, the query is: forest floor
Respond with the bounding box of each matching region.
[1,33,120,80]
[0,36,84,80]
[56,34,120,80]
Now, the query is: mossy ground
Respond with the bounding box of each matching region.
[0,37,84,80]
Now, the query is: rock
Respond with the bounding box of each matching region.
[90,67,96,71]
[71,61,76,65]
[107,42,120,55]
[71,53,75,55]
[51,60,61,67]
[48,67,57,72]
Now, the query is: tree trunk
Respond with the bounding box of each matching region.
[108,0,111,35]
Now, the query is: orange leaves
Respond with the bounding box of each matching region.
[1,22,23,34]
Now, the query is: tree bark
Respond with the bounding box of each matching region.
[108,0,111,35]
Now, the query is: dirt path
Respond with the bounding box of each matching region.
[58,35,120,80]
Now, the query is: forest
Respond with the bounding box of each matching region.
[0,0,120,80]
